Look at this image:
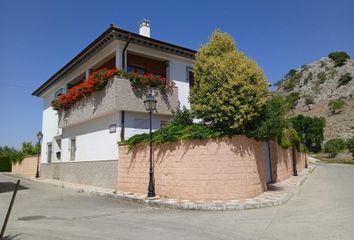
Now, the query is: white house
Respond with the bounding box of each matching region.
[32,20,196,188]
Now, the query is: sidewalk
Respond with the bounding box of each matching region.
[6,164,316,211]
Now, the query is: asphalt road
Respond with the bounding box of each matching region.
[1,163,354,240]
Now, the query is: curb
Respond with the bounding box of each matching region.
[4,165,316,211]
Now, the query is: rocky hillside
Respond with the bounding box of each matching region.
[275,53,354,140]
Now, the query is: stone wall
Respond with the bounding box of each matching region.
[41,160,117,189]
[118,136,268,201]
[12,155,38,177]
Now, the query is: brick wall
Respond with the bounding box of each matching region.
[269,141,307,182]
[12,155,38,177]
[118,136,268,201]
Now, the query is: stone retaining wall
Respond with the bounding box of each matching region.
[12,155,38,177]
[40,160,117,189]
[118,136,307,201]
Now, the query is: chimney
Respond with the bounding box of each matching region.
[139,19,150,37]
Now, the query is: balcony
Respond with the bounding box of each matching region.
[58,76,179,128]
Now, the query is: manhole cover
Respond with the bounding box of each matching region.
[18,215,46,221]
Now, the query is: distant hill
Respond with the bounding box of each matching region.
[275,52,354,140]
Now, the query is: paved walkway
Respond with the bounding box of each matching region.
[6,165,315,211]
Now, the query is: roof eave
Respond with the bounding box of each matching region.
[32,26,196,97]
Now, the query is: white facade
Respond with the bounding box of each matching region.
[39,33,195,164]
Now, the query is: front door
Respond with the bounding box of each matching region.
[263,142,272,184]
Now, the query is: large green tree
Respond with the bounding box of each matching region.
[290,115,326,153]
[189,30,269,131]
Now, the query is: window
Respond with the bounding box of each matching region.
[47,143,52,163]
[127,65,145,74]
[67,74,85,90]
[127,53,166,77]
[54,88,64,99]
[160,120,168,129]
[94,56,116,71]
[187,67,195,88]
[133,118,149,129]
[70,138,76,161]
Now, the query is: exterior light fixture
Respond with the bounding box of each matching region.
[144,94,156,197]
[36,131,43,178]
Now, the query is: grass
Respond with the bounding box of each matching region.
[313,155,354,164]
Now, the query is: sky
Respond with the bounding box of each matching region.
[0,0,353,148]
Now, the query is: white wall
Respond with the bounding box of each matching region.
[126,44,194,108]
[41,91,62,163]
[60,112,120,162]
[124,111,171,140]
[39,37,194,163]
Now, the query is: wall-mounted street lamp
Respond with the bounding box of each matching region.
[144,94,157,197]
[35,131,43,178]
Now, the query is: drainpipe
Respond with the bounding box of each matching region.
[119,34,132,140]
[122,34,132,70]
[120,111,125,141]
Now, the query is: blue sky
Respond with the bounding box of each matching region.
[0,0,353,148]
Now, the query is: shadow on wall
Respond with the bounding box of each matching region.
[121,135,269,200]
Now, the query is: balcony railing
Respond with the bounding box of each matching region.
[58,76,179,128]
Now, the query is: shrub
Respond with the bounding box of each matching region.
[317,72,327,84]
[347,137,354,159]
[328,51,350,67]
[328,99,346,114]
[286,69,297,78]
[324,138,347,158]
[284,79,296,92]
[337,73,352,88]
[22,142,39,155]
[0,146,24,171]
[290,115,326,153]
[285,92,300,113]
[170,106,193,126]
[277,128,304,151]
[121,123,224,149]
[303,94,314,110]
[189,30,269,132]
[245,94,288,141]
[303,72,313,85]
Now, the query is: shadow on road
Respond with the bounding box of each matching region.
[3,233,22,240]
[0,182,28,193]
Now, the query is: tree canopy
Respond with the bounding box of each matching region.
[189,30,269,132]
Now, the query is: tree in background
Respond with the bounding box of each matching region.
[290,115,326,153]
[190,30,269,132]
[328,99,346,115]
[285,92,300,114]
[0,146,23,172]
[303,94,314,110]
[324,138,347,158]
[337,73,352,88]
[245,94,288,141]
[328,51,350,67]
[21,142,40,155]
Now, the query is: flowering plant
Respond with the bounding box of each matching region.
[51,68,168,111]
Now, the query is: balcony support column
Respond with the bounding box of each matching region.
[115,46,124,70]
